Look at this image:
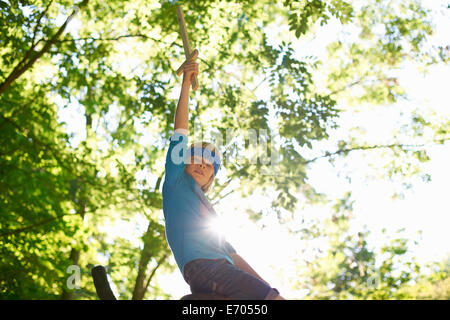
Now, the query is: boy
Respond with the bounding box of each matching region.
[162,59,285,300]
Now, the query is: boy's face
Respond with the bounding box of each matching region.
[185,155,214,187]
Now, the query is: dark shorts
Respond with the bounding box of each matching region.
[183,258,279,300]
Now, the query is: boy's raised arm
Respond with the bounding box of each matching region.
[174,60,198,133]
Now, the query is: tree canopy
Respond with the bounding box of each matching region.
[0,0,448,299]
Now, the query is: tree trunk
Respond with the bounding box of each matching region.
[132,222,155,300]
[60,198,86,300]
[60,248,81,300]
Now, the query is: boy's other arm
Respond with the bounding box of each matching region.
[230,253,271,287]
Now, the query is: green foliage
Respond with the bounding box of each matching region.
[0,0,447,299]
[285,0,354,38]
[396,257,450,299]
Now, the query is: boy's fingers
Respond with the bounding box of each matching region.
[185,65,198,72]
[183,63,196,69]
[184,66,199,74]
[181,61,198,83]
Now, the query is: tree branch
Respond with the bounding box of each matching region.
[302,139,450,165]
[0,193,145,239]
[12,0,54,75]
[210,176,238,207]
[0,213,72,238]
[142,252,169,296]
[328,77,365,96]
[155,172,164,191]
[0,0,88,96]
[54,33,166,44]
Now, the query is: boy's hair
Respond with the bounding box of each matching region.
[188,141,221,194]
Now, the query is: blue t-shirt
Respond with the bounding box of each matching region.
[162,131,236,276]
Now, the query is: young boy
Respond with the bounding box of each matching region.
[162,59,285,300]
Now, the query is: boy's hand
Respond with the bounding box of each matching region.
[230,253,271,287]
[182,60,199,87]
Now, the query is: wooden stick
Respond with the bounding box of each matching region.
[176,6,198,91]
[176,49,198,76]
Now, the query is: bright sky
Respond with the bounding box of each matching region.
[55,1,449,299]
